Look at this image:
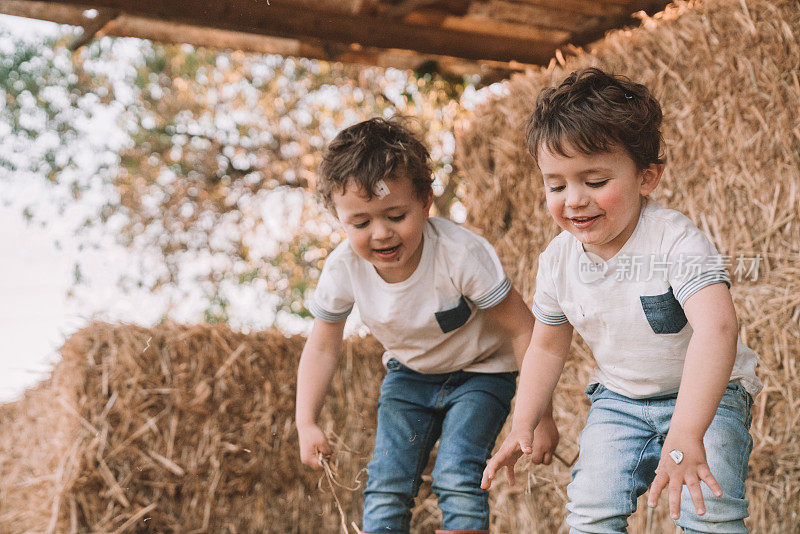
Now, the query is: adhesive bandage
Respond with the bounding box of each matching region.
[374,179,390,199]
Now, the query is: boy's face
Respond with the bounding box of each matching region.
[332,175,432,283]
[538,142,663,261]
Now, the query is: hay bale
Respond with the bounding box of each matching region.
[1,322,393,533]
[0,322,486,533]
[0,381,81,533]
[456,0,800,531]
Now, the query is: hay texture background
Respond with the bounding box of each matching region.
[1,322,390,532]
[1,0,798,532]
[456,0,800,531]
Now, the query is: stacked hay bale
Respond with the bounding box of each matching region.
[0,322,390,533]
[457,0,800,531]
[0,368,83,532]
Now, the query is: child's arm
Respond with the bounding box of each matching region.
[481,317,573,488]
[295,318,346,470]
[487,289,560,464]
[485,288,535,369]
[647,283,739,519]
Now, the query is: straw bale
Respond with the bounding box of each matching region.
[0,330,87,533]
[1,321,395,533]
[456,0,800,531]
[0,322,495,533]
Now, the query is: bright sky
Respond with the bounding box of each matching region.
[0,203,73,401]
[0,15,65,401]
[0,14,179,402]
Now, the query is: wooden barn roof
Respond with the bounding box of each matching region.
[0,0,670,75]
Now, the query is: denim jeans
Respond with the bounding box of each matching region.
[361,358,517,534]
[566,382,753,533]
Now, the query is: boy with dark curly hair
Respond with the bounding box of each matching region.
[296,117,559,534]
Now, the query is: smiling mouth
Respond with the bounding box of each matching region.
[373,244,400,255]
[570,215,601,223]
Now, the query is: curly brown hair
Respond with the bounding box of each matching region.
[318,117,433,212]
[525,67,665,170]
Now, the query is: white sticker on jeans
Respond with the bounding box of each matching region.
[374,179,390,199]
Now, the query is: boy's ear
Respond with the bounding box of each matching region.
[423,189,434,213]
[640,163,665,196]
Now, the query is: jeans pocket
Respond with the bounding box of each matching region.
[640,288,688,334]
[584,382,603,400]
[718,383,750,423]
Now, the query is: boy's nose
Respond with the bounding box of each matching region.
[565,187,590,208]
[372,220,394,240]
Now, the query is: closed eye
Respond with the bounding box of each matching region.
[388,214,406,222]
[353,221,369,229]
[548,185,565,192]
[587,180,609,188]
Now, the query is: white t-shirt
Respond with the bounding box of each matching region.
[308,217,516,374]
[533,199,762,399]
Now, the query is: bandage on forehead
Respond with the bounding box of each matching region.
[373,179,390,199]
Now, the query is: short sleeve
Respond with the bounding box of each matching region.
[457,236,511,310]
[532,250,568,325]
[666,225,730,306]
[307,246,354,322]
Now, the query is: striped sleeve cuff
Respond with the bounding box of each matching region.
[307,300,352,323]
[532,300,569,325]
[472,277,512,309]
[674,269,731,306]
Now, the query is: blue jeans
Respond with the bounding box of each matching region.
[566,382,753,533]
[362,358,516,534]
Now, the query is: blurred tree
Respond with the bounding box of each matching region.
[0,28,115,184]
[0,27,475,326]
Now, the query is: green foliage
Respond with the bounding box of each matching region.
[1,29,477,327]
[203,289,231,324]
[0,29,114,179]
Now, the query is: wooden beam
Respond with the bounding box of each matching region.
[26,0,562,64]
[382,0,440,19]
[516,0,627,18]
[567,0,666,47]
[0,0,530,78]
[67,8,117,50]
[405,11,570,44]
[468,0,595,33]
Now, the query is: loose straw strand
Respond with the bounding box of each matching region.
[318,453,361,534]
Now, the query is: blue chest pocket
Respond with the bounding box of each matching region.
[435,295,472,333]
[640,288,687,334]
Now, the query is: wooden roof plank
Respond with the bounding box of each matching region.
[405,10,571,43]
[513,0,627,18]
[567,0,668,47]
[1,0,670,68]
[26,0,563,64]
[0,0,532,78]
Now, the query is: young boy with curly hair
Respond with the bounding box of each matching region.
[482,68,761,533]
[296,117,559,534]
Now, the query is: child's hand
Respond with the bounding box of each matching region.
[530,415,560,465]
[481,428,535,489]
[297,423,332,470]
[647,437,723,520]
